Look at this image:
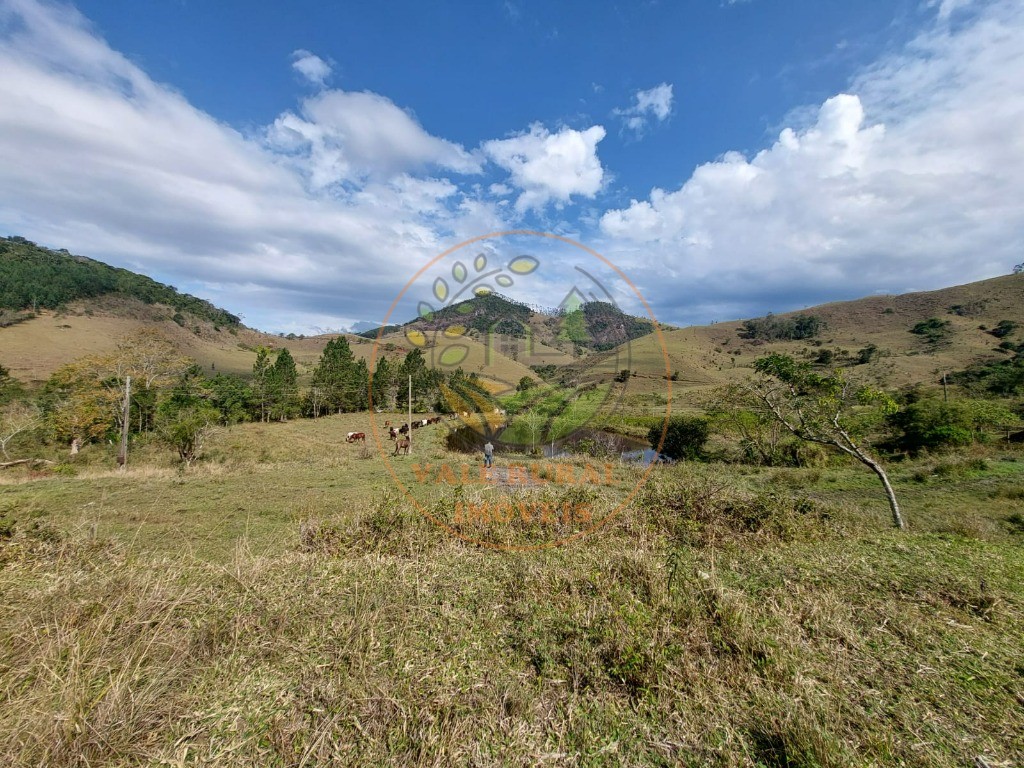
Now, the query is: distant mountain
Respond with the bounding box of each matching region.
[357,292,656,354]
[0,236,240,328]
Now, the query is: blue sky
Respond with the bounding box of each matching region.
[1,0,1022,333]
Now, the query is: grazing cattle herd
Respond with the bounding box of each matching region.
[344,416,451,455]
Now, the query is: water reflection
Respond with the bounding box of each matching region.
[445,425,666,464]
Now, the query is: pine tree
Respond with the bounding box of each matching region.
[251,347,272,422]
[350,358,370,411]
[372,356,396,410]
[398,348,429,409]
[312,337,356,414]
[269,348,300,421]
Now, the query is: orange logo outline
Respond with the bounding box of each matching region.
[368,230,673,551]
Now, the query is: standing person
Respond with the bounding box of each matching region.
[483,440,494,469]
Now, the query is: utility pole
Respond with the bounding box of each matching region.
[117,375,131,468]
[408,374,413,456]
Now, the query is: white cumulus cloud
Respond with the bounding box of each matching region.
[483,124,607,213]
[290,49,331,86]
[614,82,674,136]
[599,0,1024,325]
[268,89,482,187]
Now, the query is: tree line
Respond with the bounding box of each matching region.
[0,331,496,465]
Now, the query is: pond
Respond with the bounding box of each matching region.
[445,425,666,464]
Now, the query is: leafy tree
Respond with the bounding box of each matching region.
[516,376,535,393]
[709,394,787,466]
[350,358,370,411]
[398,348,440,410]
[949,344,1024,396]
[155,401,218,467]
[748,353,905,529]
[739,313,824,341]
[207,374,253,425]
[154,366,220,466]
[647,416,709,461]
[891,398,1017,453]
[40,362,119,448]
[856,344,879,365]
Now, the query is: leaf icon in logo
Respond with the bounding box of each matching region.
[474,285,492,297]
[417,301,434,320]
[405,329,427,347]
[433,277,449,302]
[443,325,466,338]
[474,253,487,272]
[452,262,467,283]
[496,275,514,288]
[508,255,539,275]
[439,345,468,366]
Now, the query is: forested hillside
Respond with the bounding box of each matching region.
[359,292,655,353]
[0,236,240,327]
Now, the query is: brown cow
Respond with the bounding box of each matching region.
[393,436,410,455]
[346,432,366,443]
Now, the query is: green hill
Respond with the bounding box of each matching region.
[0,236,240,328]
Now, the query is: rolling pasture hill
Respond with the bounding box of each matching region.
[577,272,1024,400]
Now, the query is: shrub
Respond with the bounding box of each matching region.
[909,318,953,346]
[637,475,831,545]
[647,416,709,461]
[856,344,879,365]
[989,320,1018,339]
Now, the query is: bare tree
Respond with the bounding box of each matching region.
[747,353,904,529]
[0,401,39,460]
[521,409,544,450]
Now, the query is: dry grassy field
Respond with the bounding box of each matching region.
[1,410,1022,767]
